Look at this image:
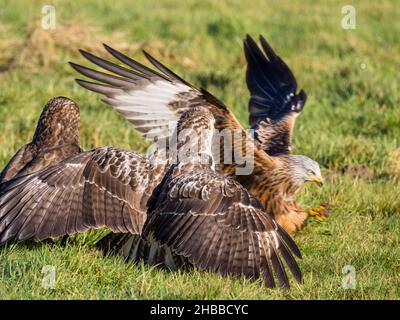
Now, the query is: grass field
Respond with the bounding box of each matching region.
[0,0,399,299]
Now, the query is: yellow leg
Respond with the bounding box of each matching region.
[307,203,330,222]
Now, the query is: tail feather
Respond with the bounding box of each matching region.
[96,232,189,270]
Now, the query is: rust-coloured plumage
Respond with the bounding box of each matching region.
[0,97,82,183]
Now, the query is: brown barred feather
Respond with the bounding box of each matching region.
[0,147,167,245]
[130,107,303,288]
[141,162,302,288]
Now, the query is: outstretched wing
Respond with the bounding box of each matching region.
[71,44,276,176]
[244,35,307,155]
[70,45,226,142]
[0,144,35,184]
[0,147,163,245]
[142,169,302,288]
[0,144,83,185]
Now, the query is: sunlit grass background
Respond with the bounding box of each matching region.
[0,0,399,299]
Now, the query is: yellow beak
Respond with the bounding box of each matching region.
[309,176,324,187]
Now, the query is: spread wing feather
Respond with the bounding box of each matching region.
[142,169,302,288]
[0,144,35,184]
[0,147,163,245]
[244,35,307,155]
[71,45,217,141]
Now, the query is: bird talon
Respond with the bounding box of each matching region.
[307,203,330,222]
[315,214,326,222]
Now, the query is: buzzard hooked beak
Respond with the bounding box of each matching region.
[310,176,324,187]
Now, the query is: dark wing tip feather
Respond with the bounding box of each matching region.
[277,237,303,284]
[258,35,297,85]
[245,35,308,155]
[277,226,302,259]
[69,62,91,77]
[244,34,254,45]
[78,49,107,68]
[259,35,279,62]
[244,34,306,108]
[79,49,93,60]
[75,79,121,96]
[299,89,307,105]
[244,33,255,44]
[142,50,193,87]
[200,88,227,110]
[104,44,170,81]
[70,62,136,88]
[269,247,290,288]
[78,48,147,81]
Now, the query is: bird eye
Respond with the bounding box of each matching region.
[308,170,315,175]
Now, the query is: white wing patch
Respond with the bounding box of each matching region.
[105,80,193,140]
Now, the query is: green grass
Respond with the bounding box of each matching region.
[0,0,399,299]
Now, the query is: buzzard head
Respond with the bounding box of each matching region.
[33,96,80,146]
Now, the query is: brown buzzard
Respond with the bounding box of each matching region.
[0,97,81,184]
[71,35,328,233]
